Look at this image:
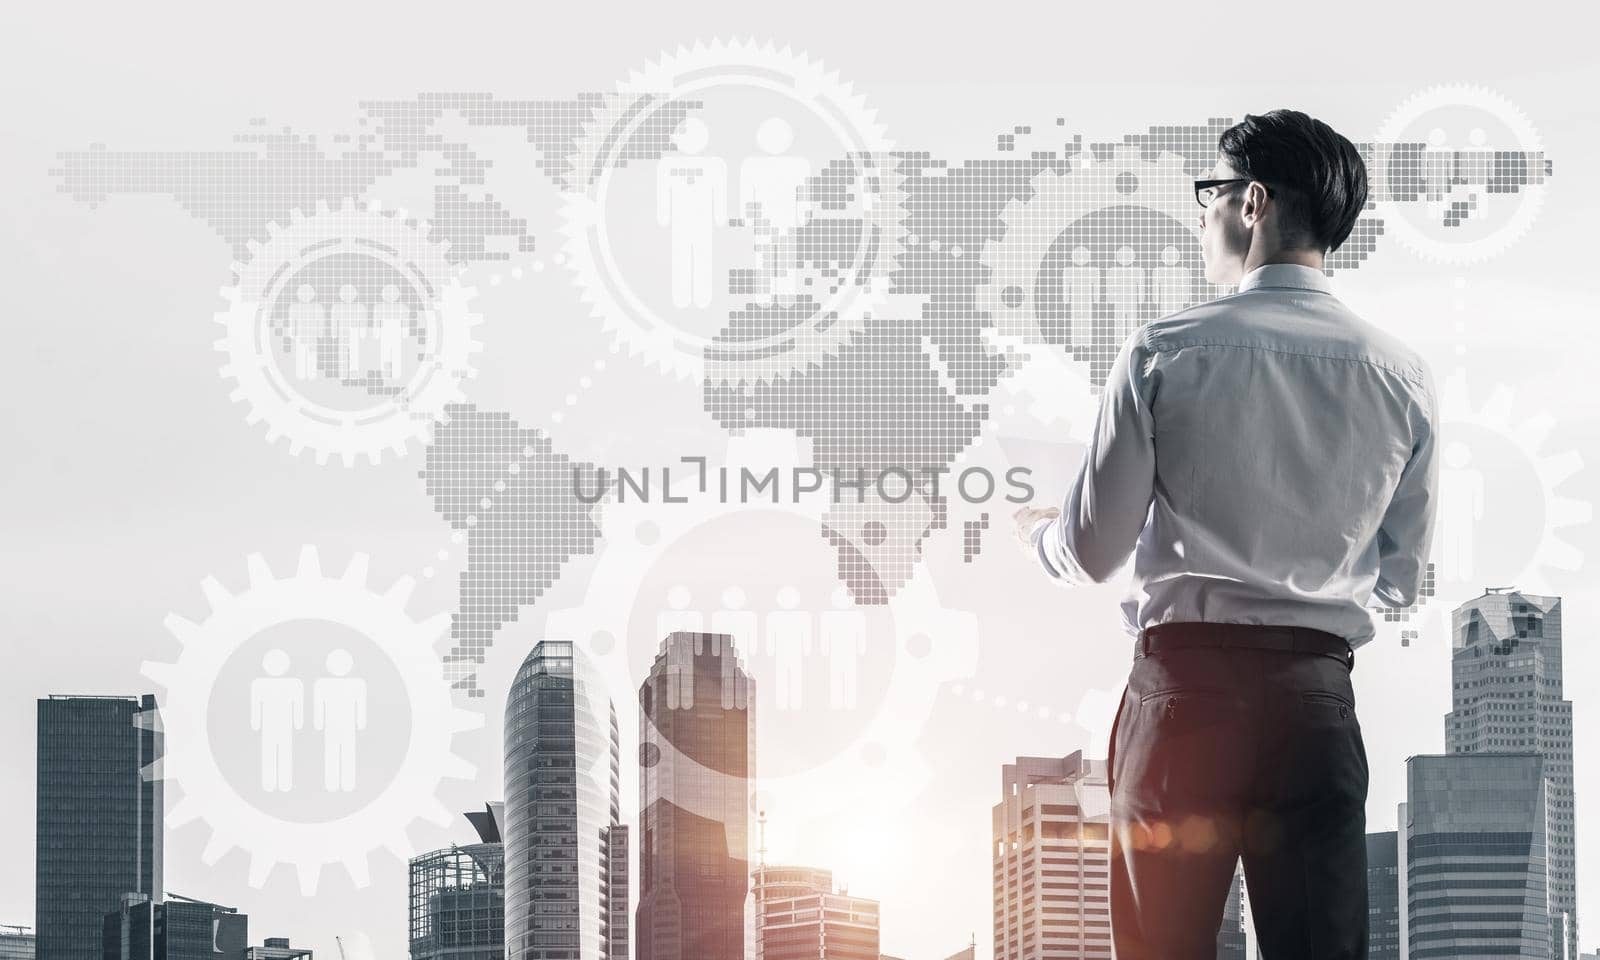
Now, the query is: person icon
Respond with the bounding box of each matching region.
[740,117,811,237]
[330,284,368,379]
[1105,244,1145,340]
[1438,440,1485,581]
[250,649,303,792]
[1153,244,1193,314]
[313,649,367,793]
[819,586,867,710]
[765,586,812,710]
[657,117,728,310]
[1064,245,1099,354]
[657,584,705,638]
[373,283,410,380]
[711,586,759,709]
[287,283,326,380]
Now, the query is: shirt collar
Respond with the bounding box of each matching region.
[1235,262,1334,294]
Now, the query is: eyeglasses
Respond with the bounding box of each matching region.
[1194,177,1275,208]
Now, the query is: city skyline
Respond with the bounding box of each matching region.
[7,16,1596,960]
[16,585,1591,960]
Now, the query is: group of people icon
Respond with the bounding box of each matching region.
[655,584,867,712]
[656,116,813,308]
[1057,243,1197,347]
[283,282,418,381]
[249,649,369,793]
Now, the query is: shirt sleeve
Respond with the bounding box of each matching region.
[1031,332,1158,584]
[1370,367,1441,608]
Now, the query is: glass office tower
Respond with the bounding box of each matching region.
[36,695,162,960]
[409,806,507,960]
[503,641,627,960]
[1447,590,1578,960]
[1366,831,1401,960]
[1406,753,1550,959]
[636,632,755,960]
[101,895,247,960]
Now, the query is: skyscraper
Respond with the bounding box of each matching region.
[1366,831,1401,960]
[36,695,163,960]
[1406,753,1550,958]
[1216,865,1246,960]
[503,641,627,960]
[991,752,1112,959]
[101,895,247,960]
[410,807,507,960]
[637,632,755,960]
[1447,590,1578,958]
[0,926,34,960]
[751,865,879,960]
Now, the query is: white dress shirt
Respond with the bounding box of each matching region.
[1031,262,1440,649]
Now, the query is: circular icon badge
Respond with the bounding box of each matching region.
[1371,84,1551,265]
[562,38,906,385]
[143,546,481,893]
[216,198,483,465]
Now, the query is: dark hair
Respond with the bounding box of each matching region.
[1217,109,1368,253]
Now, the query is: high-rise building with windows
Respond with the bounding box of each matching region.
[1366,831,1402,960]
[1406,753,1550,959]
[410,806,507,960]
[751,865,879,960]
[1216,865,1246,960]
[1447,590,1577,959]
[637,632,755,960]
[101,895,247,960]
[991,751,1113,959]
[504,641,627,960]
[36,695,162,960]
[0,926,35,960]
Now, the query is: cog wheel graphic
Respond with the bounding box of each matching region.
[976,145,1197,394]
[1371,83,1552,265]
[216,197,484,466]
[142,546,482,894]
[544,432,979,825]
[561,37,905,385]
[1433,366,1589,592]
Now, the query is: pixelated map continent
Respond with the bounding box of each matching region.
[423,404,604,696]
[51,97,1552,659]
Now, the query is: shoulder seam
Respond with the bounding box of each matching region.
[1145,336,1429,387]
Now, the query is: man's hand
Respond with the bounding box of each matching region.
[1013,506,1060,556]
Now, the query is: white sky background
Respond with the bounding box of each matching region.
[3,2,1599,957]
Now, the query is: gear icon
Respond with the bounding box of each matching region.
[141,545,482,893]
[561,37,905,386]
[976,145,1198,395]
[216,197,483,466]
[1370,83,1552,265]
[1434,366,1589,589]
[1373,366,1591,642]
[543,431,978,826]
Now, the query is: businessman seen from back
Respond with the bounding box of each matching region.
[1014,109,1440,959]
